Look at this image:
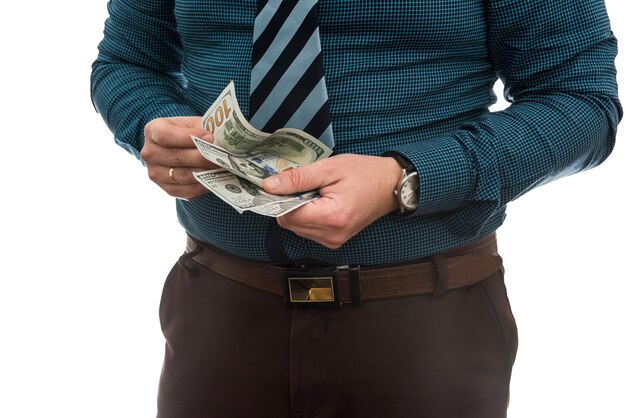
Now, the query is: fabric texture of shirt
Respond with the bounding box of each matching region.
[91,0,621,264]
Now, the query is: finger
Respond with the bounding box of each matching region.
[163,166,212,186]
[263,162,331,195]
[277,198,356,249]
[277,213,345,249]
[276,199,331,235]
[143,144,217,169]
[167,147,217,168]
[147,162,217,189]
[145,117,213,149]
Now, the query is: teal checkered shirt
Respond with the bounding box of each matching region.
[92,0,621,263]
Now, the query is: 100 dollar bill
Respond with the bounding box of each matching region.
[192,135,301,188]
[200,81,332,165]
[193,169,319,217]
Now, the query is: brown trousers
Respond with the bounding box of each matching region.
[157,254,518,418]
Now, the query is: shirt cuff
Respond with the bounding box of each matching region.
[388,136,475,216]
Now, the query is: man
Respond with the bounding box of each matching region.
[91,0,621,416]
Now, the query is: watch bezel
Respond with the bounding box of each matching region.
[395,169,420,213]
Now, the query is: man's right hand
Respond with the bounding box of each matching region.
[141,116,218,200]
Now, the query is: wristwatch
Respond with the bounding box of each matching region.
[386,153,420,214]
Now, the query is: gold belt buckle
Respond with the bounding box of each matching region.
[283,269,341,308]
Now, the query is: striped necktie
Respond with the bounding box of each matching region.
[249,0,334,148]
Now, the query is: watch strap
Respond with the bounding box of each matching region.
[383,151,415,172]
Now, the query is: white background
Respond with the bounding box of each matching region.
[0,1,623,417]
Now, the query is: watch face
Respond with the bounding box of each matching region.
[400,173,419,210]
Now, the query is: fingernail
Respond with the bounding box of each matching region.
[201,133,213,141]
[265,176,280,191]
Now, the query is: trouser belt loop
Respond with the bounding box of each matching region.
[179,237,203,277]
[349,265,363,305]
[431,254,448,298]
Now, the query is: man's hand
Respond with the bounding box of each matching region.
[141,116,218,200]
[262,154,404,249]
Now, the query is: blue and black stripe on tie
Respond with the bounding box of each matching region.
[250,0,334,148]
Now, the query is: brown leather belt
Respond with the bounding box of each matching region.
[185,233,502,307]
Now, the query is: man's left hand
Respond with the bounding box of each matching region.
[262,154,403,249]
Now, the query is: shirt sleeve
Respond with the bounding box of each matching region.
[90,0,196,160]
[388,0,622,236]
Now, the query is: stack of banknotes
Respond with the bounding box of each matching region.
[192,82,332,217]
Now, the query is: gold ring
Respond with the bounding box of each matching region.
[168,167,178,185]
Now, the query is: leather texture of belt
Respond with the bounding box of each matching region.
[185,233,502,307]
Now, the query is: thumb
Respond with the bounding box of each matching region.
[262,165,317,195]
